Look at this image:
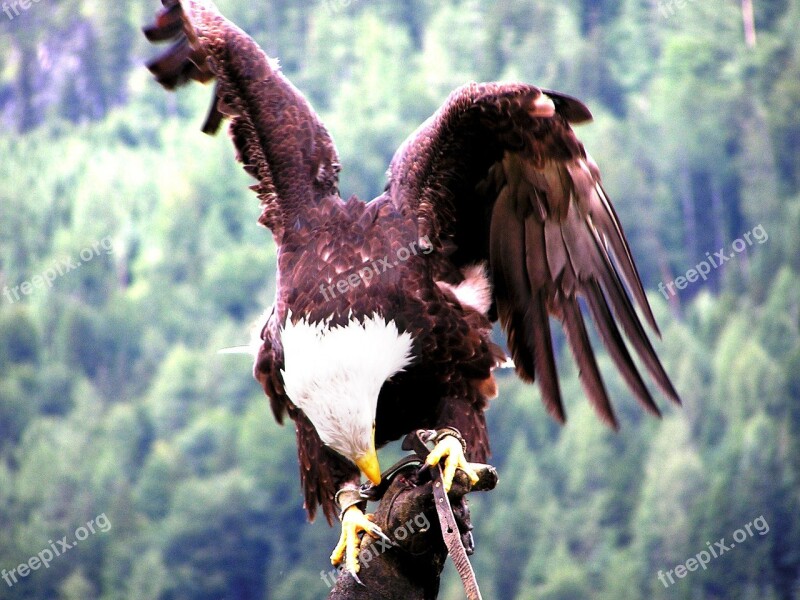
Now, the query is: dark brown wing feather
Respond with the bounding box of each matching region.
[146,0,354,524]
[388,83,680,427]
[145,0,341,240]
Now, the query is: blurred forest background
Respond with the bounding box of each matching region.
[0,0,799,598]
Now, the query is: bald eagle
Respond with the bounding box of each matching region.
[146,0,680,575]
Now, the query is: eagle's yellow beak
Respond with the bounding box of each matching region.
[355,428,381,485]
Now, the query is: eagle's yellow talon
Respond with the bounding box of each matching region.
[330,505,382,575]
[425,434,480,493]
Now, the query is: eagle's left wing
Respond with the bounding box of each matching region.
[387,83,680,428]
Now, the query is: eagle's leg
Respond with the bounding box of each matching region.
[330,489,390,578]
[424,428,480,493]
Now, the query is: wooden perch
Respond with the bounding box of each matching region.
[327,463,498,600]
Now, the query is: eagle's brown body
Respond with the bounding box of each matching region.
[255,188,500,524]
[146,0,680,526]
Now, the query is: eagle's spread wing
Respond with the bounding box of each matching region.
[145,0,341,240]
[388,83,680,428]
[146,0,351,524]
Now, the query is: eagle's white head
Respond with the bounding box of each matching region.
[280,313,414,484]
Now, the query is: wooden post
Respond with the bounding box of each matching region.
[328,465,497,600]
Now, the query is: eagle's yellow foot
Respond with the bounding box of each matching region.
[330,505,387,576]
[425,432,480,493]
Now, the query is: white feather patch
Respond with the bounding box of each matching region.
[280,313,414,462]
[437,263,493,314]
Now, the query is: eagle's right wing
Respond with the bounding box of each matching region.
[144,0,341,241]
[388,83,680,428]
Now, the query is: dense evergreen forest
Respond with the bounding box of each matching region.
[1,0,799,598]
